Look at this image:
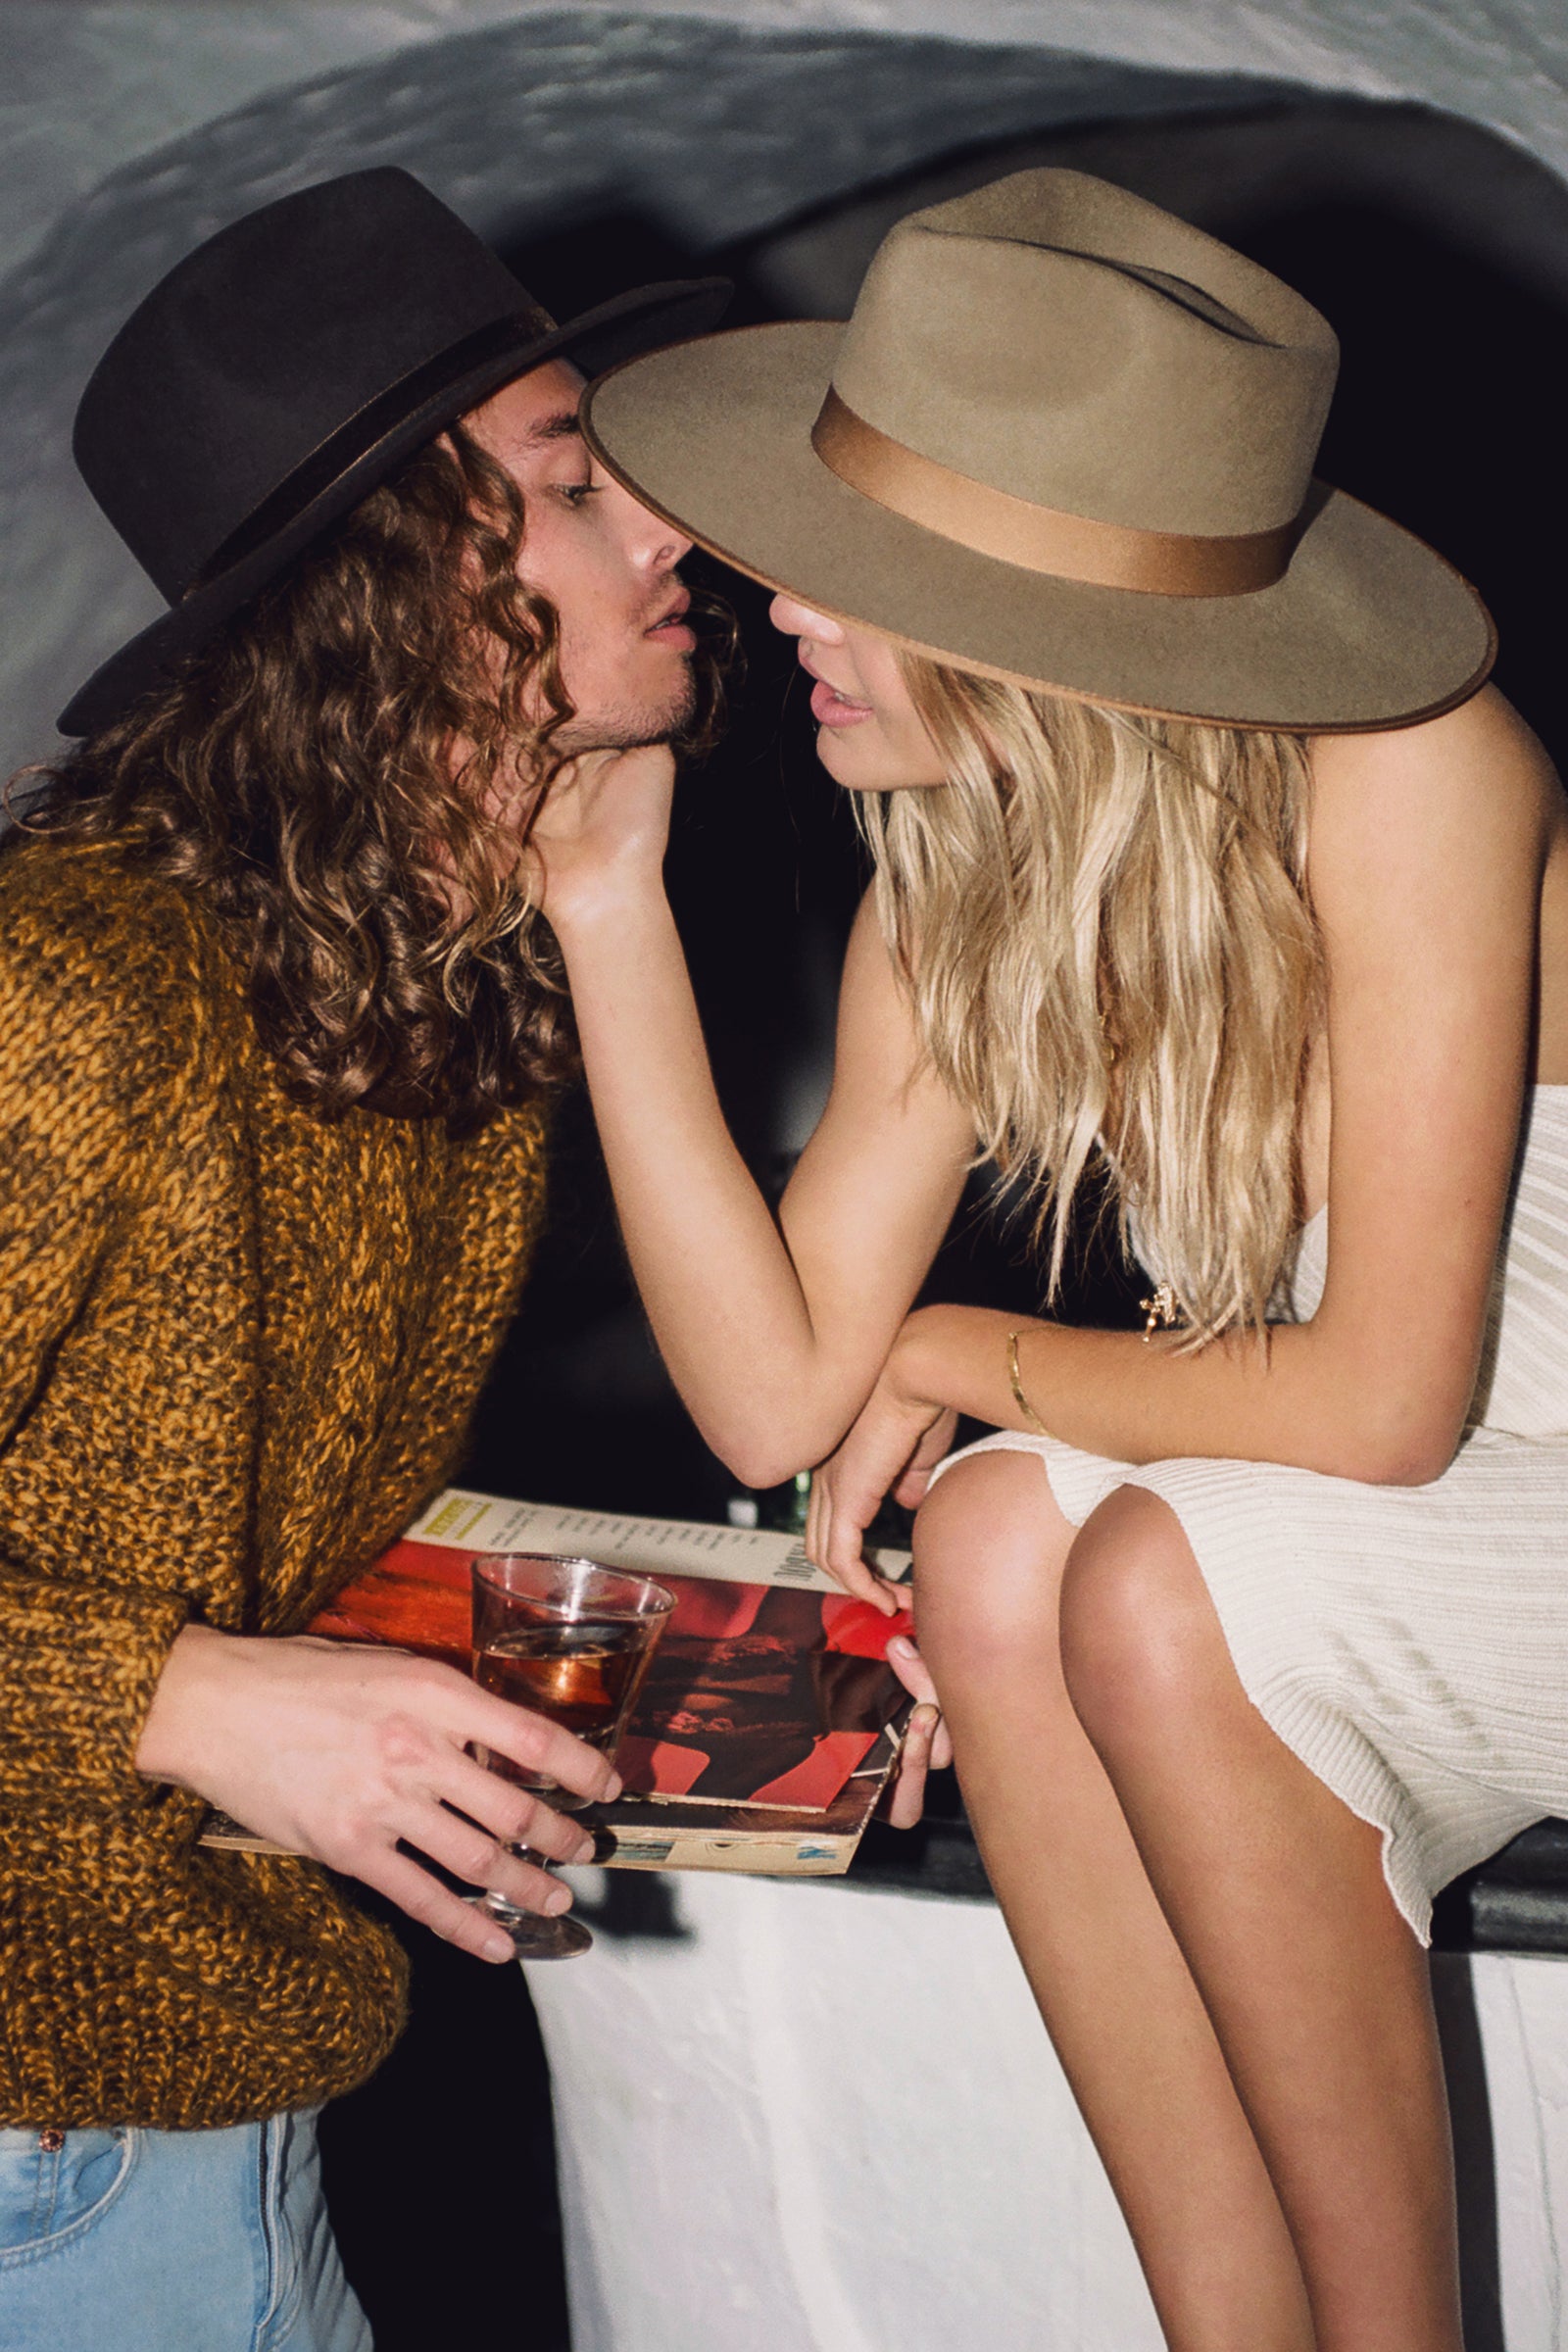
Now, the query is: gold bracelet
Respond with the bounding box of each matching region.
[1005,1329,1048,1434]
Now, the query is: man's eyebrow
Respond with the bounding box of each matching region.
[523,411,583,446]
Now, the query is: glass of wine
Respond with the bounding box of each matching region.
[469,1550,675,1960]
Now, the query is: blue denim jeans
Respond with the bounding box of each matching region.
[0,2108,370,2351]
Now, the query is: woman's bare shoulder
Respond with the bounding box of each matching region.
[1303,685,1568,1085]
[1308,686,1560,831]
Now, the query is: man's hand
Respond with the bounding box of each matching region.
[137,1627,619,1962]
[526,743,677,934]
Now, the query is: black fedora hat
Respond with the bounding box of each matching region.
[59,168,729,737]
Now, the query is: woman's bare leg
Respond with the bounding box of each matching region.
[1059,1485,1463,2352]
[913,1453,1314,2351]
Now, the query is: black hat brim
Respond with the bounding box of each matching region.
[57,276,729,737]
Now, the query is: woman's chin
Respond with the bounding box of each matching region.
[813,721,869,784]
[813,721,930,794]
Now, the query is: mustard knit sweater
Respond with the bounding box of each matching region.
[0,837,550,2130]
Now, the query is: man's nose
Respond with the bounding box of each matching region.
[611,478,691,569]
[768,593,844,644]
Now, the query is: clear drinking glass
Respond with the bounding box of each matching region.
[469,1551,674,1960]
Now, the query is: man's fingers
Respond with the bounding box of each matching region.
[401,1796,576,1921]
[367,1655,619,1806]
[358,1848,524,1965]
[454,1686,621,1805]
[478,1844,578,1921]
[440,1751,597,1867]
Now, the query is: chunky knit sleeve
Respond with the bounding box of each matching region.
[0,853,199,1808]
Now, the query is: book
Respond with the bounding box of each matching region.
[203,1489,915,1878]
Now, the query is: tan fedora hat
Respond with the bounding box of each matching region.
[582,169,1494,731]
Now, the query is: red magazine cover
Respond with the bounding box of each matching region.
[311,1533,912,1814]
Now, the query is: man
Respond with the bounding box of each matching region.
[0,168,724,2350]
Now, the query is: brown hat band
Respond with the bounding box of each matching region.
[810,388,1297,598]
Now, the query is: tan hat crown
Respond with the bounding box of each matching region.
[816,170,1341,596]
[581,162,1494,730]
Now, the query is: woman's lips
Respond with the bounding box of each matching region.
[809,676,873,728]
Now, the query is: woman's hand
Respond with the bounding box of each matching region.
[805,1339,957,1609]
[136,1626,620,1963]
[525,742,677,935]
[879,1634,955,1829]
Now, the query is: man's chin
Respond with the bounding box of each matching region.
[554,673,699,759]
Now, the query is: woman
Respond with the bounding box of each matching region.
[532,171,1568,2348]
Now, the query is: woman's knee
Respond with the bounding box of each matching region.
[1059,1486,1227,1750]
[912,1449,1074,1677]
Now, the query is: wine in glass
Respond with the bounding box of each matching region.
[469,1550,674,1959]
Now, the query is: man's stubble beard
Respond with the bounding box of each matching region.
[549,660,700,758]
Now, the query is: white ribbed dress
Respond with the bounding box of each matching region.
[938,1084,1568,1943]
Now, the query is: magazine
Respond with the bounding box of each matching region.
[203,1489,914,1877]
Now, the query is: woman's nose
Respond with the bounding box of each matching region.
[769,593,845,644]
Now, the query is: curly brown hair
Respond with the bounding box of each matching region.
[12,423,725,1135]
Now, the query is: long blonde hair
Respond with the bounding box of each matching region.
[858,660,1323,1343]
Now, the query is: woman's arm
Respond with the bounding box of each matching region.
[810,690,1559,1579]
[533,746,975,1486]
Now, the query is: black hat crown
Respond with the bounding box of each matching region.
[75,170,552,604]
[61,168,728,735]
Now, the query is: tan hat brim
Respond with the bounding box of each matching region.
[583,322,1494,733]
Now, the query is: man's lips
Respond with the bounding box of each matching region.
[645,590,694,649]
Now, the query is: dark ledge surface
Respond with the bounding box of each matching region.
[842,1791,1568,1958]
